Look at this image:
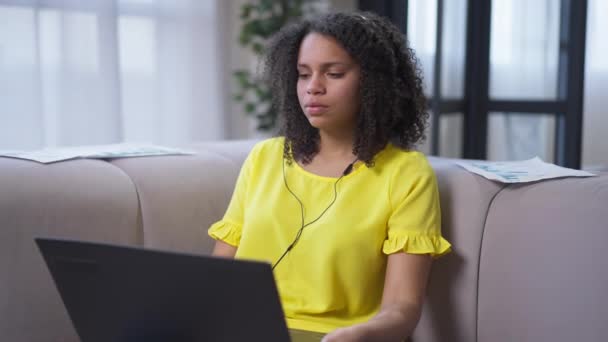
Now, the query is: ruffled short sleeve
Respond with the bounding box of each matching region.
[207,144,259,247]
[208,219,243,247]
[383,154,451,259]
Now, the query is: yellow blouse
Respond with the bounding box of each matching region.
[208,137,451,333]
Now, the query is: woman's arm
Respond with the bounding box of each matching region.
[211,240,238,258]
[322,252,432,342]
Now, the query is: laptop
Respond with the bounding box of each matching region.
[35,237,325,342]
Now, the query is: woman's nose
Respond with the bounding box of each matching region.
[306,75,325,95]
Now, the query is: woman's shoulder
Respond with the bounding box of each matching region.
[378,145,438,200]
[251,136,284,154]
[377,143,433,174]
[247,136,285,163]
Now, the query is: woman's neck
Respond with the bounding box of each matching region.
[317,129,356,160]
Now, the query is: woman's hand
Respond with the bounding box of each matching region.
[321,326,366,342]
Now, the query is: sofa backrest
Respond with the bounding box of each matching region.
[1,141,606,342]
[0,158,142,342]
[413,157,505,342]
[110,150,237,254]
[478,175,608,342]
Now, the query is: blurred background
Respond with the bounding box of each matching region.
[0,0,605,169]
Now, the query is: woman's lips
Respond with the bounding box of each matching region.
[305,105,329,115]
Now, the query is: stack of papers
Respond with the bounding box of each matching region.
[0,143,196,164]
[454,157,595,183]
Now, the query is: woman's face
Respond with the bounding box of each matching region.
[296,32,361,133]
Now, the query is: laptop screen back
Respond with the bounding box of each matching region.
[35,238,291,342]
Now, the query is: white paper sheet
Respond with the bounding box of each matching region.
[0,143,196,164]
[454,157,595,183]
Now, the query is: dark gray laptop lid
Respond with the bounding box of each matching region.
[35,237,291,342]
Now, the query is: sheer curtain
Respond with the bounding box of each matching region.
[487,0,559,162]
[0,0,227,151]
[582,0,608,168]
[407,0,467,158]
[407,0,607,167]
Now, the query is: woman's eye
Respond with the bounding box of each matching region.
[298,74,310,79]
[328,73,345,78]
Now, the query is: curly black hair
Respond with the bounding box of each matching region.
[263,11,428,166]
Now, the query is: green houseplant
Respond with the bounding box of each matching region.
[233,0,319,131]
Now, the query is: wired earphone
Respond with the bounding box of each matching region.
[272,157,357,270]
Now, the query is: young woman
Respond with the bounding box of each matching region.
[209,11,451,342]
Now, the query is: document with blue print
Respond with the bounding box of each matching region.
[455,157,595,183]
[0,143,196,164]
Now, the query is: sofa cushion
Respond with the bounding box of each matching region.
[411,158,505,342]
[110,142,255,255]
[188,139,257,166]
[478,172,608,342]
[0,157,141,342]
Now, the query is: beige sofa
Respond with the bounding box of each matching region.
[1,140,607,342]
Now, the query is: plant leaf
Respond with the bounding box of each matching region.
[245,102,256,113]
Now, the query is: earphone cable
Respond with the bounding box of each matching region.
[272,158,350,270]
